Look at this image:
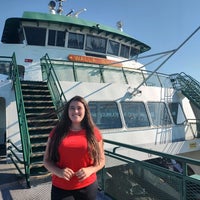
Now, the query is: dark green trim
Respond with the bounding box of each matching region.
[2,11,150,53]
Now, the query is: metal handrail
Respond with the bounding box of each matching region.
[102,139,200,199]
[104,139,200,166]
[40,54,67,117]
[10,53,31,187]
[170,73,200,109]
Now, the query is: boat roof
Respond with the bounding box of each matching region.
[1,11,150,53]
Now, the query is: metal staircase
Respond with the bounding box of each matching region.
[170,72,200,109]
[21,80,58,175]
[8,79,59,187]
[8,53,66,187]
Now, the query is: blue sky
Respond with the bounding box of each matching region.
[1,0,200,81]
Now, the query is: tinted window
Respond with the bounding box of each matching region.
[89,101,122,129]
[24,27,46,46]
[86,35,107,53]
[121,102,150,128]
[48,30,66,47]
[107,40,119,56]
[68,32,84,49]
[120,44,130,58]
[130,47,139,57]
[147,102,172,126]
[48,30,56,45]
[168,102,186,124]
[57,31,66,47]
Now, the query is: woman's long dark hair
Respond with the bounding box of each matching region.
[48,96,101,165]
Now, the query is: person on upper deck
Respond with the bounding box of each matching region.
[44,95,105,200]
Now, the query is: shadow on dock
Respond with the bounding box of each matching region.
[0,157,110,200]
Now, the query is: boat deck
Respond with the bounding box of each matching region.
[1,150,200,200]
[0,156,111,200]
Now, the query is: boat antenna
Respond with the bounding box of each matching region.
[48,1,56,14]
[48,0,65,15]
[56,0,65,15]
[73,8,87,18]
[66,9,74,16]
[117,21,123,32]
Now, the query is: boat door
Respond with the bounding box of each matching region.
[0,97,6,156]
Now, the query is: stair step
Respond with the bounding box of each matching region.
[21,80,47,85]
[21,86,49,90]
[22,90,50,96]
[26,104,55,109]
[31,142,47,147]
[30,137,48,144]
[21,83,48,88]
[31,144,46,153]
[28,123,57,129]
[27,118,58,123]
[31,157,44,164]
[23,97,52,102]
[30,133,49,139]
[23,94,52,98]
[25,107,56,113]
[28,119,57,124]
[24,100,53,106]
[26,112,57,117]
[31,152,44,158]
[29,126,55,131]
[29,126,53,132]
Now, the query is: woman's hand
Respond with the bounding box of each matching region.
[60,168,75,181]
[75,168,93,182]
[75,139,105,182]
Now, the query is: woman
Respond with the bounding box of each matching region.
[44,96,105,200]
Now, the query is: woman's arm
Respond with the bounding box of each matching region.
[43,137,74,180]
[75,139,105,181]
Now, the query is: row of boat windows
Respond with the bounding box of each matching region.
[24,27,139,59]
[51,62,172,88]
[88,101,185,130]
[0,60,172,88]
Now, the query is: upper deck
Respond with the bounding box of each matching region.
[1,10,150,68]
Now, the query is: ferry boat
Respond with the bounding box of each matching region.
[0,1,200,199]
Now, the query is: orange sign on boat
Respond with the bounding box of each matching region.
[68,54,122,67]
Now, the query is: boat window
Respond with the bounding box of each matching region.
[124,70,144,86]
[107,40,120,56]
[103,67,127,84]
[121,102,150,128]
[85,35,107,53]
[1,18,25,44]
[48,30,66,47]
[0,61,11,80]
[130,47,140,57]
[168,103,186,124]
[143,72,161,87]
[0,62,24,80]
[68,32,84,49]
[76,65,101,82]
[89,101,122,129]
[24,27,46,46]
[120,44,130,58]
[52,64,74,81]
[158,75,172,88]
[147,102,172,126]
